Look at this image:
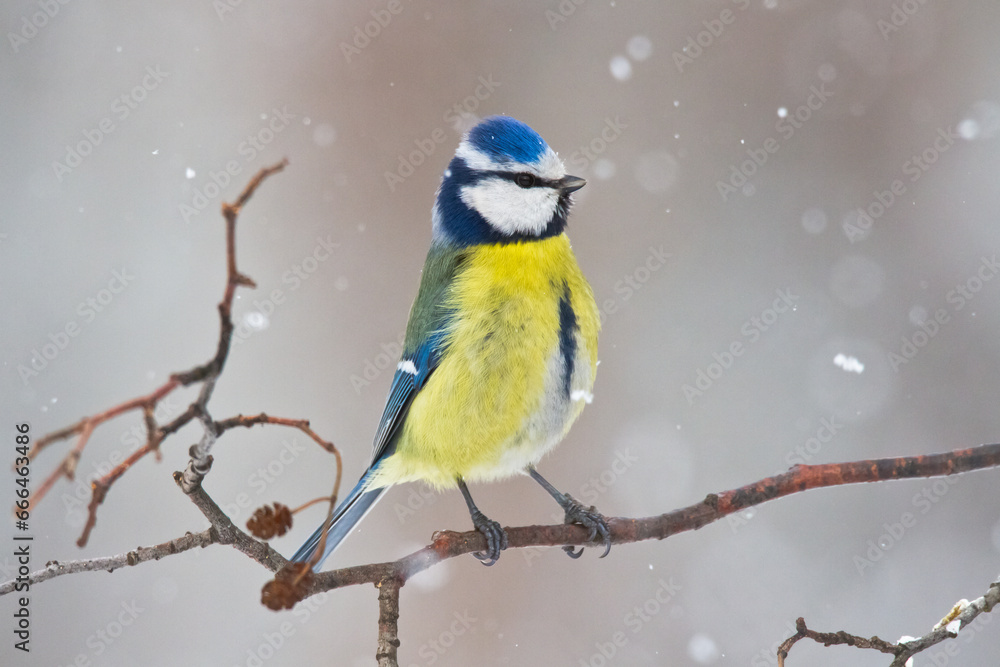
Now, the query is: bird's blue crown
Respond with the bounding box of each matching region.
[465,116,548,166]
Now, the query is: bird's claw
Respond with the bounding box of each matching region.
[561,494,611,559]
[469,509,508,566]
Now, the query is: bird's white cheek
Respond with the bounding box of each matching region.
[460,180,558,236]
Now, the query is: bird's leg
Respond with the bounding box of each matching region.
[527,466,611,558]
[457,477,508,566]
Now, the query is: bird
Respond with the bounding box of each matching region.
[291,115,608,569]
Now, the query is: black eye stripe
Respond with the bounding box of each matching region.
[487,171,555,189]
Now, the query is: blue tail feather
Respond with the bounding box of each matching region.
[291,469,386,570]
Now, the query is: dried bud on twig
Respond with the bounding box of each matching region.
[261,562,314,611]
[247,503,294,540]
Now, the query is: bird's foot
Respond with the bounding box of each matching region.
[560,495,611,559]
[468,509,508,566]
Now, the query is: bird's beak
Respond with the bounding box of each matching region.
[558,175,587,194]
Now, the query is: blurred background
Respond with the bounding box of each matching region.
[3,1,1000,665]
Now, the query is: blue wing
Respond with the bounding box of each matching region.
[367,329,446,466]
[291,330,447,569]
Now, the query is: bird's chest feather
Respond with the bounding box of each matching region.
[389,235,598,486]
[442,238,589,393]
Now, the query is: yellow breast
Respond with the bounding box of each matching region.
[375,233,599,489]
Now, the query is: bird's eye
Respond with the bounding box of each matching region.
[515,173,536,188]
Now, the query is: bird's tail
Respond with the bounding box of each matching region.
[291,469,386,570]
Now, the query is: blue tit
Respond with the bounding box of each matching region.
[292,115,606,569]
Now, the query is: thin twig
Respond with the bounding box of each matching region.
[0,529,215,595]
[776,576,1000,666]
[24,378,180,511]
[216,413,338,453]
[214,413,343,509]
[25,378,179,462]
[289,496,334,515]
[174,161,289,493]
[776,617,896,666]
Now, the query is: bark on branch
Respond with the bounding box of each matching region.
[294,443,1000,598]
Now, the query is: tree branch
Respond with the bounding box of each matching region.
[777,575,1000,666]
[376,578,403,667]
[171,471,286,572]
[0,529,214,595]
[8,445,998,615]
[292,443,1000,599]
